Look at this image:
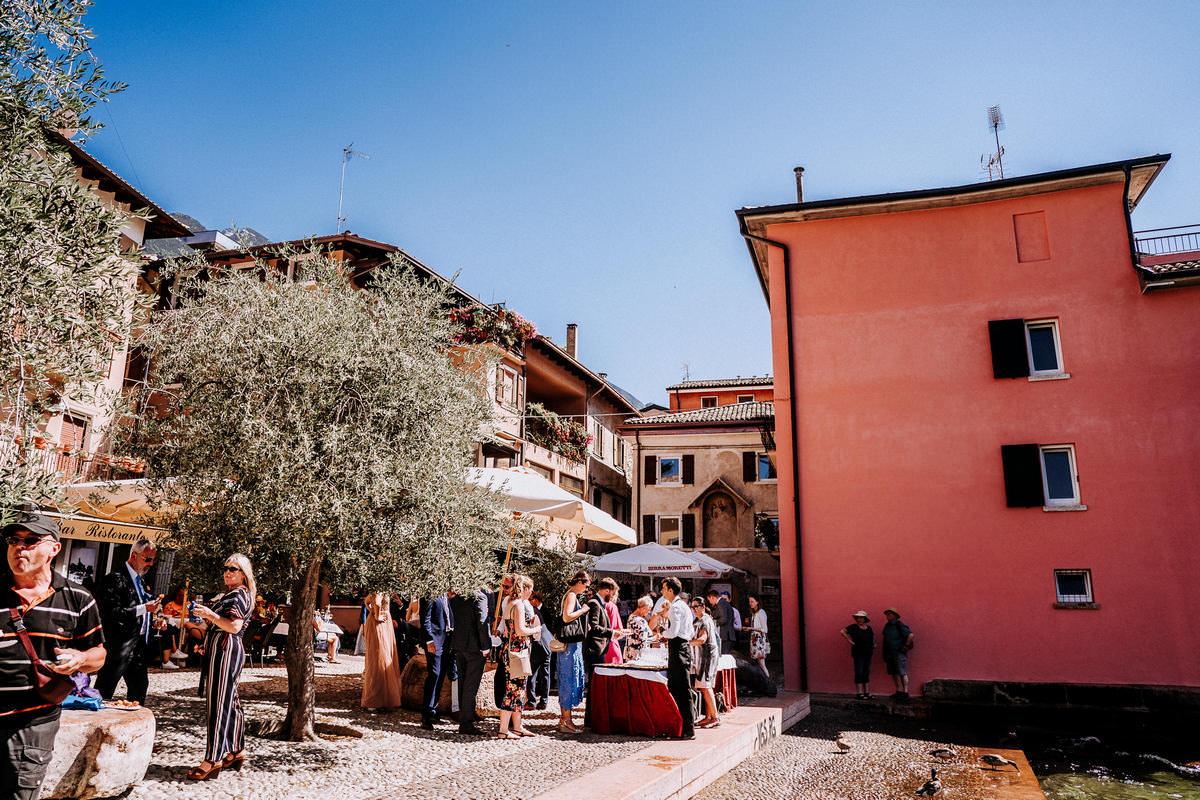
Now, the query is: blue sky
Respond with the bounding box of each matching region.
[86,1,1200,406]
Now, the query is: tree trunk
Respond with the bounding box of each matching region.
[282,554,322,741]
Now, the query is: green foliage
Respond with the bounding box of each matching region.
[525,402,592,462]
[131,251,514,598]
[0,0,141,525]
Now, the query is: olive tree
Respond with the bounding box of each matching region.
[132,253,514,740]
[1,0,139,523]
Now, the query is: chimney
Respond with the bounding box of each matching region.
[598,372,608,382]
[565,323,578,359]
[793,166,805,203]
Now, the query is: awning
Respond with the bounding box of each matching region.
[41,511,169,546]
[58,480,171,545]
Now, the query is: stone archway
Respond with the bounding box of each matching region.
[702,492,739,548]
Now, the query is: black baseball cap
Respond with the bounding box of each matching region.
[2,513,61,542]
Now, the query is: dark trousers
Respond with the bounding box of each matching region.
[582,647,600,728]
[96,636,149,704]
[852,652,872,684]
[1,710,60,800]
[493,653,508,707]
[454,649,485,728]
[422,647,449,721]
[527,644,549,706]
[667,637,694,738]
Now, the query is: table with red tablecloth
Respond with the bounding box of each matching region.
[716,653,737,709]
[589,664,681,737]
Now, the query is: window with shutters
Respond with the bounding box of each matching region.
[989,318,1069,381]
[700,396,718,408]
[613,437,625,470]
[657,515,681,547]
[1054,569,1094,606]
[591,420,604,457]
[495,366,518,407]
[559,474,584,497]
[1001,443,1085,510]
[658,455,682,484]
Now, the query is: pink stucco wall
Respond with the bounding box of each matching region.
[764,181,1200,694]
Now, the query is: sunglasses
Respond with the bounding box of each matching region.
[5,535,51,547]
[223,565,242,573]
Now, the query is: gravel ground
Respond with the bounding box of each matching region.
[697,705,998,800]
[125,655,649,800]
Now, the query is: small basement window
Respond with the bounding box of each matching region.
[1054,569,1094,605]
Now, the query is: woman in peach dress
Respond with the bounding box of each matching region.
[360,591,402,711]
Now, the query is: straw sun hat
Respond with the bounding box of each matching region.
[851,610,870,621]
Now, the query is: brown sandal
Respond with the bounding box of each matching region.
[222,752,245,770]
[186,761,222,781]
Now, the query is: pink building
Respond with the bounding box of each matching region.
[666,376,774,411]
[737,156,1200,696]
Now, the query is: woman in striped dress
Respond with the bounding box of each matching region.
[187,553,255,780]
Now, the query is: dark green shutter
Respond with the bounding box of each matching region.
[682,513,696,548]
[1001,444,1044,507]
[642,514,656,544]
[644,455,656,485]
[743,451,757,482]
[682,454,694,485]
[989,319,1030,379]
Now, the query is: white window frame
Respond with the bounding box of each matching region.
[1039,444,1081,507]
[1024,319,1068,379]
[700,395,718,408]
[756,452,777,483]
[657,515,682,548]
[737,394,755,403]
[1054,569,1093,604]
[657,454,683,485]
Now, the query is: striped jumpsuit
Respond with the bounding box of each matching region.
[201,587,251,762]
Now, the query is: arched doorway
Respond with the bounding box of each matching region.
[702,492,738,548]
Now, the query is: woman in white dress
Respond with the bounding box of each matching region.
[742,593,770,679]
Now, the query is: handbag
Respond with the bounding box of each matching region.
[548,637,568,654]
[507,647,532,679]
[557,600,587,644]
[9,609,75,704]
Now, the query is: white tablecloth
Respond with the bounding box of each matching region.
[274,621,342,637]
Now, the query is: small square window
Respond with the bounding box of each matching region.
[1054,569,1093,604]
[1025,320,1064,376]
[700,396,718,408]
[658,516,681,547]
[737,395,754,404]
[658,456,682,484]
[1040,445,1079,506]
[756,453,777,482]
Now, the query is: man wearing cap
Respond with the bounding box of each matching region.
[840,610,875,700]
[0,513,106,799]
[95,538,160,706]
[881,608,915,701]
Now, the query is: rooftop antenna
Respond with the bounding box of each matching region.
[981,105,1005,180]
[336,143,370,233]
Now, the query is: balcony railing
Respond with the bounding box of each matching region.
[1134,224,1200,258]
[0,438,143,483]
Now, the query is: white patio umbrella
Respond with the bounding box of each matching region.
[592,541,704,576]
[687,550,738,578]
[465,466,636,546]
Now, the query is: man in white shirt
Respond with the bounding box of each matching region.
[658,577,695,739]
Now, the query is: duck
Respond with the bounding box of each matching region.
[835,735,852,753]
[928,747,957,760]
[914,768,942,796]
[980,753,1020,772]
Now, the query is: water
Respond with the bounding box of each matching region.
[1029,735,1200,800]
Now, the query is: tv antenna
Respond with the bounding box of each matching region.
[981,105,1005,180]
[336,143,370,233]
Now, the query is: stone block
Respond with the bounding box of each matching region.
[41,708,155,800]
[399,653,453,713]
[476,664,500,719]
[921,679,994,703]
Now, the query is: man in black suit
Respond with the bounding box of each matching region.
[707,589,736,655]
[449,589,489,735]
[582,578,614,728]
[420,593,454,729]
[95,539,160,705]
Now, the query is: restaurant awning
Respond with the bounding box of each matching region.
[57,480,171,545]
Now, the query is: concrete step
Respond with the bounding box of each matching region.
[533,692,810,800]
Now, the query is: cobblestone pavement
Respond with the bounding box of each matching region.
[697,704,997,800]
[125,656,649,800]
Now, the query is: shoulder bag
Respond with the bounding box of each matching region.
[557,596,587,644]
[9,609,75,704]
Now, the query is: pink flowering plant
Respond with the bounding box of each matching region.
[449,304,537,352]
[526,402,591,462]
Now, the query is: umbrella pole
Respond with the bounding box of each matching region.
[494,519,517,629]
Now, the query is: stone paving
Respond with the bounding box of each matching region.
[696,704,1012,800]
[125,655,648,800]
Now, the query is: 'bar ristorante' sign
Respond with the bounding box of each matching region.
[45,513,169,545]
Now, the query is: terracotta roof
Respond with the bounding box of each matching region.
[624,401,774,426]
[665,375,773,391]
[1143,258,1200,275]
